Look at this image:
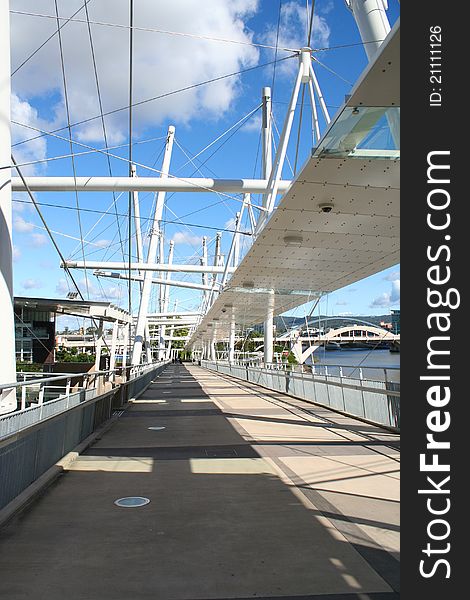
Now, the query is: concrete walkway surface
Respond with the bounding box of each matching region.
[0,364,400,600]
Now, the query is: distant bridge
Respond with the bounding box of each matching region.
[251,325,399,364]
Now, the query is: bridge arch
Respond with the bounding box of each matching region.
[323,325,396,341]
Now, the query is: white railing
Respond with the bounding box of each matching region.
[0,361,170,440]
[200,360,400,430]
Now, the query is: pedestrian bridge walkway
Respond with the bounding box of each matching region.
[0,364,399,600]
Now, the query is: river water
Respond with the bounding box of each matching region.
[306,348,400,382]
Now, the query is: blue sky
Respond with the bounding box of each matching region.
[10,0,400,325]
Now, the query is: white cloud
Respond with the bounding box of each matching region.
[56,278,69,295]
[11,0,260,143]
[261,1,331,77]
[335,299,348,306]
[11,93,49,175]
[13,215,35,232]
[12,196,33,214]
[22,278,43,290]
[30,233,48,247]
[93,239,112,248]
[318,0,334,16]
[13,245,21,262]
[241,113,262,133]
[101,286,123,301]
[172,231,202,246]
[384,270,400,282]
[370,279,400,308]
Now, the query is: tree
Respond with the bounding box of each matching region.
[172,326,189,349]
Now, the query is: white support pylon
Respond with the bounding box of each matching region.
[307,80,321,144]
[109,320,119,376]
[0,2,17,414]
[228,316,236,363]
[261,86,272,211]
[94,319,104,371]
[255,56,304,234]
[163,241,174,315]
[308,62,331,125]
[131,125,175,365]
[345,0,391,60]
[159,241,174,360]
[264,290,275,366]
[232,212,241,268]
[212,232,221,294]
[131,164,144,266]
[253,50,331,237]
[121,322,129,373]
[201,236,208,306]
[131,164,152,363]
[220,208,244,288]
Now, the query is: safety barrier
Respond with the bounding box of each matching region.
[0,362,169,511]
[201,360,400,431]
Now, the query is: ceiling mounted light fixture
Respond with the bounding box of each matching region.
[283,234,303,247]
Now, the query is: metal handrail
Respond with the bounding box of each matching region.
[0,362,159,392]
[200,359,400,430]
[1,361,170,414]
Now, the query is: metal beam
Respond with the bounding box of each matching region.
[66,261,236,274]
[11,177,292,195]
[0,2,16,414]
[94,269,217,292]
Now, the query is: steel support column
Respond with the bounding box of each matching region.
[345,0,391,60]
[264,290,274,366]
[228,316,236,363]
[0,1,17,414]
[94,319,104,371]
[132,126,175,365]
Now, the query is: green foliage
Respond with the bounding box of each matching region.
[55,347,95,363]
[16,362,43,372]
[286,351,298,365]
[172,326,189,349]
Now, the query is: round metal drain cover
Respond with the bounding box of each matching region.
[114,497,150,508]
[148,426,166,431]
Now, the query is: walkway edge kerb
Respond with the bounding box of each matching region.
[0,365,167,528]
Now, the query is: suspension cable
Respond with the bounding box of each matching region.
[84,0,125,262]
[11,0,94,76]
[54,0,90,299]
[12,55,295,149]
[10,10,298,53]
[127,0,134,321]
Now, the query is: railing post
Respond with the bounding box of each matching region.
[21,385,27,411]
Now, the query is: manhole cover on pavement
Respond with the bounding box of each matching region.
[114,497,150,508]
